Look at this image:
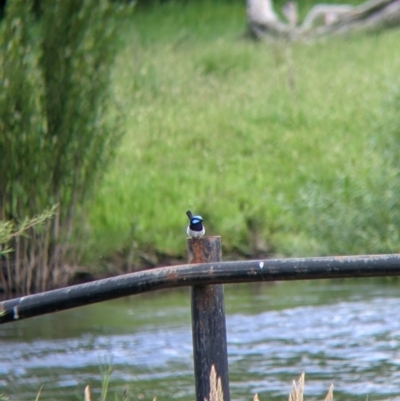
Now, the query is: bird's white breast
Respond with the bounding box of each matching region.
[187,226,206,238]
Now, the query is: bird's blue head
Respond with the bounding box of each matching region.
[190,216,203,231]
[186,210,204,232]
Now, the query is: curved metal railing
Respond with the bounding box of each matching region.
[1,253,400,325]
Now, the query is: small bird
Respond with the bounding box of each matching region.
[186,210,205,238]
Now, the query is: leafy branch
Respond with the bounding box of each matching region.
[0,205,57,255]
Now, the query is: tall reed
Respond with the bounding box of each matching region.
[0,0,127,294]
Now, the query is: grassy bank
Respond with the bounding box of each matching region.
[85,1,400,267]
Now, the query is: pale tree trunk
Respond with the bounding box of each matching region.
[247,0,400,40]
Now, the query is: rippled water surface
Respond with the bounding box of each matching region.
[1,279,400,400]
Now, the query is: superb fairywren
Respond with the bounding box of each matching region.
[186,210,205,238]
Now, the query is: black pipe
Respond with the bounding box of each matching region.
[1,253,400,324]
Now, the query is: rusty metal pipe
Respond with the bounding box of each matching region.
[1,253,400,324]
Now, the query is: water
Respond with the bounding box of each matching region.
[1,279,400,401]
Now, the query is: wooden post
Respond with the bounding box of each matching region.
[187,236,230,401]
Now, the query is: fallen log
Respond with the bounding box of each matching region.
[247,0,400,40]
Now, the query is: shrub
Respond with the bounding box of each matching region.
[0,0,128,294]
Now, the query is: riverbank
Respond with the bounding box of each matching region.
[83,0,400,271]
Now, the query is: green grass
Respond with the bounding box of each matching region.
[85,1,400,264]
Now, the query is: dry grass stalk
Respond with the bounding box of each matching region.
[35,386,43,401]
[24,371,337,401]
[206,364,224,401]
[324,383,334,401]
[255,373,334,401]
[84,385,92,401]
[288,372,305,401]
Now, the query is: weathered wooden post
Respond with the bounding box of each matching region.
[187,236,230,401]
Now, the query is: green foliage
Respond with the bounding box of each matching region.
[134,0,365,21]
[0,0,129,292]
[40,0,124,209]
[86,1,400,262]
[0,206,56,255]
[293,77,400,254]
[0,0,44,212]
